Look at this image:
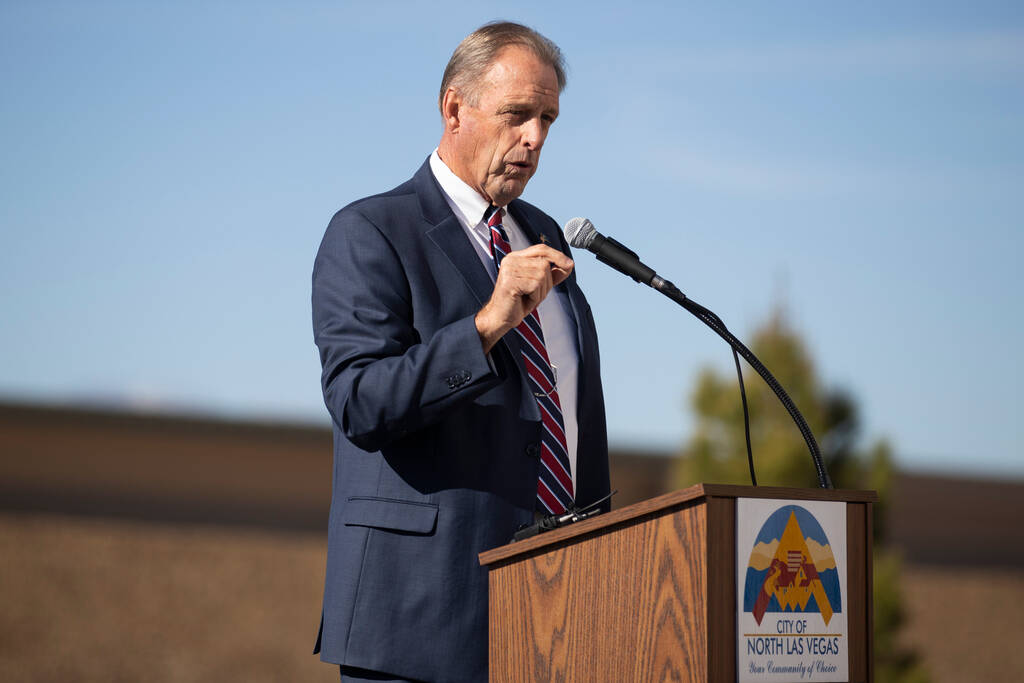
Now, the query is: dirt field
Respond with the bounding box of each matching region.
[0,513,335,683]
[898,565,1024,683]
[2,512,1022,682]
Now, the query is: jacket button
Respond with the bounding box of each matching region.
[525,443,541,458]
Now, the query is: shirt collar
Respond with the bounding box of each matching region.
[429,149,501,228]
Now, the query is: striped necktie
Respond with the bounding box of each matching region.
[487,208,574,514]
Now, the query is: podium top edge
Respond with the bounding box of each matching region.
[478,483,877,566]
[698,483,878,503]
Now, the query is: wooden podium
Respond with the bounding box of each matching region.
[479,484,877,682]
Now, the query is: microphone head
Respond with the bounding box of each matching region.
[563,217,597,249]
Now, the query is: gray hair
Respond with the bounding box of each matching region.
[438,21,566,111]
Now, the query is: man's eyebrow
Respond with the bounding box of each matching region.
[497,101,531,112]
[496,101,559,117]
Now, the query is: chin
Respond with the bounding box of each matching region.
[495,181,528,205]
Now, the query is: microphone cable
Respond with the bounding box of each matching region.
[681,298,757,486]
[661,283,832,489]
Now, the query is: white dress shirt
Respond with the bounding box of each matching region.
[429,150,580,490]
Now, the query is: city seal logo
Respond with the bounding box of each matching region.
[742,505,841,626]
[737,499,848,682]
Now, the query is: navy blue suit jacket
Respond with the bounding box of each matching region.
[311,158,609,682]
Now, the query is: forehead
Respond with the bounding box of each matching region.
[478,46,560,106]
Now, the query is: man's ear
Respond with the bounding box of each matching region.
[441,88,462,133]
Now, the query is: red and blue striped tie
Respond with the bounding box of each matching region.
[487,208,574,514]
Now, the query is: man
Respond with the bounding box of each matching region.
[312,22,609,682]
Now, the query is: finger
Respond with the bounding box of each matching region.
[507,267,553,305]
[501,254,557,285]
[507,246,573,288]
[519,244,574,272]
[549,264,572,287]
[494,267,546,306]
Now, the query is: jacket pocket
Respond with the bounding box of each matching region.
[343,496,438,534]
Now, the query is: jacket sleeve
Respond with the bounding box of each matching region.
[312,206,502,452]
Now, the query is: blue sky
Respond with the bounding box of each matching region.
[2,1,1021,477]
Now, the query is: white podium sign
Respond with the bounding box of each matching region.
[737,498,848,682]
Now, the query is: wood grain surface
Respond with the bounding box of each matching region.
[705,496,736,682]
[489,501,708,682]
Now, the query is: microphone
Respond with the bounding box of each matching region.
[563,217,671,292]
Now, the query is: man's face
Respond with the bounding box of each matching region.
[445,46,560,207]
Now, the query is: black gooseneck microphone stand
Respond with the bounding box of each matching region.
[653,276,834,490]
[566,219,833,490]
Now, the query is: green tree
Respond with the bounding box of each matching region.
[673,310,928,683]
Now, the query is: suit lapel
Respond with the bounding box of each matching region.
[424,216,494,308]
[415,160,539,421]
[415,161,494,307]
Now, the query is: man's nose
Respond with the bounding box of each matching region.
[521,119,546,149]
